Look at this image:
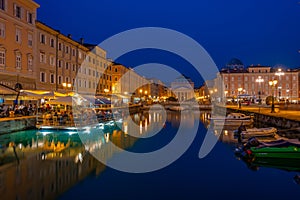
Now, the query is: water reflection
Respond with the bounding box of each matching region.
[0,110,299,199]
[0,110,171,199]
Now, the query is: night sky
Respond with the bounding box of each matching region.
[35,0,300,87]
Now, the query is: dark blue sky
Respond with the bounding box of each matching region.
[35,0,300,86]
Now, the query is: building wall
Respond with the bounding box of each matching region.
[216,66,300,103]
[0,0,39,91]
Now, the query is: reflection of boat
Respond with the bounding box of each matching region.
[238,155,300,172]
[234,125,277,139]
[210,113,253,126]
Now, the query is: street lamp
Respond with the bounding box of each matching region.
[238,87,243,109]
[255,76,264,104]
[62,82,71,94]
[275,68,285,100]
[269,80,278,113]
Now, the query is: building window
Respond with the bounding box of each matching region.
[39,52,46,63]
[65,77,69,83]
[114,68,118,72]
[14,4,22,19]
[72,49,76,56]
[0,22,5,38]
[66,62,69,70]
[58,43,62,51]
[40,72,46,83]
[50,38,55,48]
[0,50,5,67]
[72,64,76,71]
[58,60,63,68]
[78,51,82,59]
[28,33,33,47]
[27,12,33,24]
[65,46,69,54]
[58,76,62,85]
[27,56,33,71]
[115,77,118,81]
[16,28,21,43]
[49,55,55,66]
[40,33,46,44]
[0,0,6,11]
[16,54,21,69]
[50,74,55,84]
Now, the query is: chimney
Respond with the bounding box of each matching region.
[80,37,84,45]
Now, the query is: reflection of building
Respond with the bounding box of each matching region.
[0,0,40,93]
[171,75,195,101]
[215,58,300,103]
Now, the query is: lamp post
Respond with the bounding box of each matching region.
[62,82,71,95]
[269,80,278,113]
[255,76,264,104]
[238,87,243,109]
[275,68,285,100]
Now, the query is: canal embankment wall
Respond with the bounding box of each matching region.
[0,116,36,134]
[223,106,300,129]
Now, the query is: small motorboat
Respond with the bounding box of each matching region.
[237,137,300,160]
[210,113,253,126]
[234,125,277,139]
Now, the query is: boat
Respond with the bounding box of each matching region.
[210,113,253,126]
[237,137,300,160]
[234,125,277,139]
[168,105,187,111]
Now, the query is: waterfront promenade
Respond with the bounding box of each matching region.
[225,104,300,122]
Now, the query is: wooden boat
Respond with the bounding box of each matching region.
[210,113,253,126]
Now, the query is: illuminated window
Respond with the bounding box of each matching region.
[0,50,5,67]
[16,54,21,69]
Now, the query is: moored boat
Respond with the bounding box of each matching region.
[237,137,300,160]
[234,125,277,139]
[210,113,253,126]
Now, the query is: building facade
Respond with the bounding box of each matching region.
[170,75,195,101]
[0,0,39,94]
[215,59,300,103]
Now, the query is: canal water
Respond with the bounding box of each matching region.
[0,111,299,199]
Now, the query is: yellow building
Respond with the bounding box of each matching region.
[111,63,149,102]
[36,21,111,96]
[0,0,39,94]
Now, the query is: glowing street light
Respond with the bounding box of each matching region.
[255,76,264,104]
[62,82,71,94]
[269,80,278,113]
[275,68,285,99]
[238,87,243,109]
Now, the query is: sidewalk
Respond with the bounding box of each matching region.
[226,104,300,122]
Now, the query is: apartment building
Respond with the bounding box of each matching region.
[0,0,39,93]
[36,21,111,96]
[215,58,300,103]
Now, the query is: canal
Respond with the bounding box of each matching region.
[0,110,299,199]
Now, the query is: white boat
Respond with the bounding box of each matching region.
[236,126,277,139]
[168,105,187,111]
[210,113,253,126]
